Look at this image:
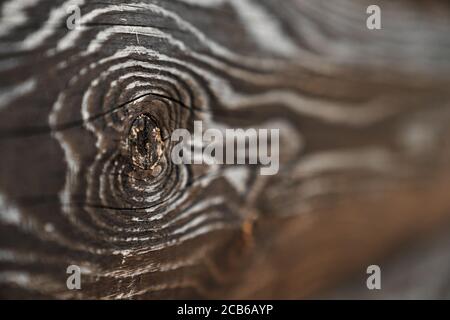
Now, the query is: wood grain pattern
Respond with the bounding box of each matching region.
[1,0,450,299]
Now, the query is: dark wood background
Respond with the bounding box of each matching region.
[1,0,450,299]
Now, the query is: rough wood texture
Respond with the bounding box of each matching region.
[1,0,450,299]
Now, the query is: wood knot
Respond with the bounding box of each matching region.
[128,114,164,171]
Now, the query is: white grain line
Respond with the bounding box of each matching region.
[0,0,41,37]
[177,0,226,7]
[172,211,224,235]
[19,0,84,50]
[223,167,250,195]
[179,0,300,57]
[161,197,224,228]
[229,0,299,57]
[0,271,70,296]
[0,271,30,286]
[293,147,400,179]
[112,222,233,256]
[103,243,211,277]
[0,193,21,225]
[54,4,141,52]
[0,78,36,109]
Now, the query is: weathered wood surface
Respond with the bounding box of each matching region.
[325,229,450,299]
[1,0,450,299]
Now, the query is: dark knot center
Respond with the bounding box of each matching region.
[128,114,163,170]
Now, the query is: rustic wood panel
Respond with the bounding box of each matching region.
[1,0,450,299]
[325,229,450,299]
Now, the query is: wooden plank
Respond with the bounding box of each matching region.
[1,0,450,299]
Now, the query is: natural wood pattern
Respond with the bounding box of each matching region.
[325,229,450,299]
[1,0,450,299]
